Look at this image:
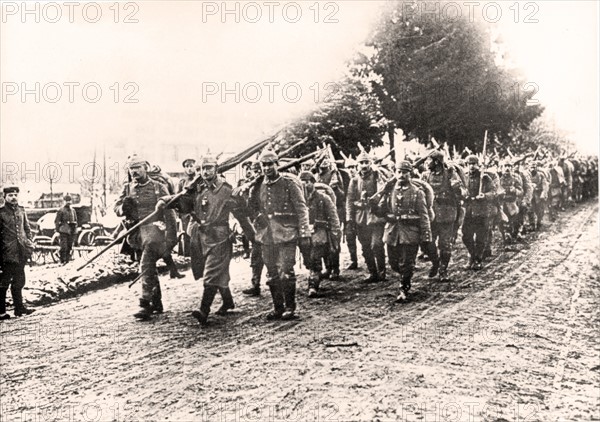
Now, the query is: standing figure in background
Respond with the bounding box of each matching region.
[55,195,78,265]
[0,186,35,319]
[177,158,198,257]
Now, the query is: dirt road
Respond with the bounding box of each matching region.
[1,201,598,422]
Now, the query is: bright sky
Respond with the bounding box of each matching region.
[1,0,598,179]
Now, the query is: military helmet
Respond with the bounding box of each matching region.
[201,153,219,167]
[466,155,480,165]
[299,171,316,182]
[430,150,444,162]
[396,160,413,172]
[127,154,150,169]
[357,151,372,163]
[258,149,279,163]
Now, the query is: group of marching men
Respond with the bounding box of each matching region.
[109,145,597,325]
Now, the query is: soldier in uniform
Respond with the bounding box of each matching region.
[299,171,341,297]
[54,195,78,264]
[346,152,387,283]
[114,155,178,320]
[341,156,359,270]
[529,160,549,231]
[0,186,35,319]
[242,161,266,297]
[177,158,198,257]
[375,161,431,302]
[462,155,498,270]
[548,161,565,221]
[515,161,533,236]
[498,161,524,243]
[423,151,466,281]
[249,150,311,320]
[315,157,344,281]
[163,155,255,326]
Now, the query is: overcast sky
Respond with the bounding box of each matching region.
[1,0,598,178]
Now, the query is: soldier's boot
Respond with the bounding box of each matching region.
[396,276,412,302]
[0,288,10,320]
[266,283,285,321]
[192,285,218,325]
[439,252,451,282]
[428,252,440,278]
[216,287,235,315]
[133,299,153,320]
[362,256,380,283]
[151,286,163,314]
[466,256,475,270]
[169,268,185,279]
[281,282,297,320]
[308,272,320,298]
[243,266,262,296]
[472,258,483,271]
[12,286,35,317]
[375,250,387,281]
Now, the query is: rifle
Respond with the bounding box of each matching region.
[478,130,488,196]
[277,138,307,158]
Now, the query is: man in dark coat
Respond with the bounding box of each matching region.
[176,158,197,257]
[529,160,549,231]
[299,171,341,297]
[498,161,524,243]
[54,195,78,264]
[242,161,265,296]
[375,161,431,302]
[0,186,35,319]
[114,155,178,320]
[249,150,311,320]
[346,152,387,283]
[462,155,498,270]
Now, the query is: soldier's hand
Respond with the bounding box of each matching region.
[155,199,167,211]
[476,193,485,199]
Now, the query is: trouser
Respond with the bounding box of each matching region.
[308,243,329,289]
[462,215,489,263]
[250,241,264,287]
[431,221,455,270]
[199,285,234,316]
[0,262,27,313]
[345,224,358,264]
[529,196,546,229]
[262,241,297,313]
[387,243,419,292]
[356,223,386,276]
[324,249,339,274]
[59,233,74,263]
[139,225,166,303]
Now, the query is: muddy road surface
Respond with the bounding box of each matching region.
[1,201,598,422]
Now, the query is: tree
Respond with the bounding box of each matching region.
[352,0,543,152]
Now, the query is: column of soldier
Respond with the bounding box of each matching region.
[1,147,595,323]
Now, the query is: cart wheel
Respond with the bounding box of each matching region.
[78,230,96,246]
[51,232,60,246]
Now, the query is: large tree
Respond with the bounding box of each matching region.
[352,0,543,152]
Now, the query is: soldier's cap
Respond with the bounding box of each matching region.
[182,158,196,167]
[430,150,444,162]
[127,154,150,169]
[396,160,413,172]
[258,149,279,164]
[299,171,316,182]
[2,185,19,194]
[64,195,72,201]
[201,154,219,167]
[466,155,480,165]
[251,161,262,170]
[357,151,372,162]
[241,160,253,169]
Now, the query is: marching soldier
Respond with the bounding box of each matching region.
[114,155,178,320]
[462,155,498,270]
[548,161,565,221]
[177,158,198,257]
[242,161,266,297]
[299,171,341,297]
[346,152,387,283]
[54,195,78,264]
[498,161,524,243]
[249,150,311,320]
[515,161,533,235]
[341,156,360,270]
[0,186,35,319]
[423,151,466,281]
[375,161,431,302]
[529,160,549,231]
[163,154,255,326]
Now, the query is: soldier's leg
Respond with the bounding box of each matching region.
[346,224,359,269]
[0,271,10,318]
[59,233,68,263]
[472,217,488,270]
[356,224,377,280]
[462,217,476,267]
[370,223,386,281]
[216,287,235,315]
[438,223,455,281]
[66,233,75,263]
[191,285,219,325]
[396,244,419,301]
[134,229,162,319]
[243,241,264,295]
[278,241,298,319]
[262,243,285,319]
[308,244,325,297]
[10,263,33,316]
[427,224,441,278]
[163,250,184,279]
[387,243,400,273]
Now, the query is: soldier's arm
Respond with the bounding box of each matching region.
[416,190,432,243]
[287,179,311,238]
[54,210,62,230]
[449,171,467,199]
[156,183,178,244]
[483,175,498,200]
[322,194,341,239]
[23,209,32,240]
[114,183,129,217]
[513,176,524,199]
[541,173,549,198]
[230,194,256,242]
